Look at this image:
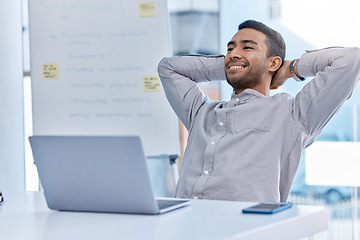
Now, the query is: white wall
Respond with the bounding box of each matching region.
[0,0,25,193]
[280,0,360,106]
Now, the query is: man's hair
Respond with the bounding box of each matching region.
[238,20,286,64]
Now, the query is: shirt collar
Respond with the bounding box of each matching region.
[231,89,266,102]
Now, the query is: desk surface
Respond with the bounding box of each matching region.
[0,192,329,240]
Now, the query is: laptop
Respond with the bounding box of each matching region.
[29,135,189,214]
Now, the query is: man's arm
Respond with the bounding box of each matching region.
[276,47,360,142]
[158,55,226,129]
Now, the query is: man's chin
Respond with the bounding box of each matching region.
[226,76,243,89]
[226,78,259,91]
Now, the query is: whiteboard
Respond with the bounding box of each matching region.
[28,0,180,156]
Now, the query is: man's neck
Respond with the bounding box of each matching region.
[234,85,270,96]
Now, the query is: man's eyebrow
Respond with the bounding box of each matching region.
[241,39,258,45]
[227,41,235,47]
[227,39,258,47]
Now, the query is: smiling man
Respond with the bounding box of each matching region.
[157,20,360,202]
[225,25,284,96]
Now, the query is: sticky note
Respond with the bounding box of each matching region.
[43,63,59,79]
[143,75,161,92]
[139,2,156,17]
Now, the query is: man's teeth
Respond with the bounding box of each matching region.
[230,66,245,69]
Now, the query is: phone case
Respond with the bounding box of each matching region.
[242,202,293,214]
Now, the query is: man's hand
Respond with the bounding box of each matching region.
[270,60,292,89]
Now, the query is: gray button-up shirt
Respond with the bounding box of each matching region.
[158,47,360,202]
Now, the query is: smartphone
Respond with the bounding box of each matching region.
[242,202,293,214]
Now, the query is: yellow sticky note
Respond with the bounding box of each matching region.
[139,2,156,17]
[43,63,59,79]
[144,75,161,92]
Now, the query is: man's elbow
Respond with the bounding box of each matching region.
[157,57,173,77]
[344,47,360,67]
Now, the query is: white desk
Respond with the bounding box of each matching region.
[0,192,329,240]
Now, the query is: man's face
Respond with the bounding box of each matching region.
[224,28,269,94]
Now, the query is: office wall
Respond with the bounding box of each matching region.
[0,0,25,192]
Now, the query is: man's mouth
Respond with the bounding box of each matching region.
[229,65,245,70]
[227,61,248,71]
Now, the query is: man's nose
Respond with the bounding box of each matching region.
[229,48,241,59]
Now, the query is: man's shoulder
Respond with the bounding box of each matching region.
[269,92,294,102]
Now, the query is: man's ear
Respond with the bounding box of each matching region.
[268,56,282,73]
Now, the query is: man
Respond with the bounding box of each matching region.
[157,20,360,202]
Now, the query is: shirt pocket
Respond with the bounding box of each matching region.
[233,103,275,133]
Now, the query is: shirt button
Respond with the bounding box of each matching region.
[204,170,209,175]
[210,141,215,145]
[219,122,224,126]
[235,98,240,102]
